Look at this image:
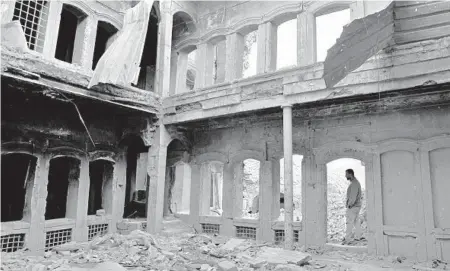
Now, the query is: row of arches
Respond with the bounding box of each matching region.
[170,4,352,94]
[1,153,114,222]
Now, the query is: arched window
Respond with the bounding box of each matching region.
[315,7,351,62]
[55,4,87,63]
[239,158,260,218]
[242,30,257,78]
[92,21,118,69]
[186,50,196,90]
[199,161,224,216]
[276,19,297,70]
[170,162,192,214]
[279,154,303,221]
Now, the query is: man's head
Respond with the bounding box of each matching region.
[345,169,355,181]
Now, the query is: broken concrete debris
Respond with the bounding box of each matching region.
[1,230,315,271]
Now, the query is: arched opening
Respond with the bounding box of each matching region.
[172,11,196,43]
[170,162,191,214]
[279,154,303,221]
[238,158,260,219]
[92,21,118,69]
[122,136,148,219]
[326,158,367,246]
[242,30,257,78]
[55,4,87,63]
[315,7,351,62]
[1,153,37,222]
[165,139,190,216]
[199,161,224,216]
[88,159,114,215]
[46,156,81,220]
[276,19,297,70]
[134,5,159,91]
[186,51,196,91]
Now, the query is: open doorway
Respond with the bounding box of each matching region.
[55,4,86,63]
[46,157,81,220]
[1,154,37,222]
[279,154,303,221]
[134,5,159,91]
[326,158,367,246]
[241,159,260,219]
[122,136,148,219]
[88,160,114,215]
[169,162,191,215]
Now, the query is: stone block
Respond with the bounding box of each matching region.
[253,247,311,265]
[273,264,307,271]
[218,261,238,271]
[96,209,106,216]
[221,238,246,251]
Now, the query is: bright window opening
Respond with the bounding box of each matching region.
[316,8,351,62]
[242,31,257,78]
[277,19,297,69]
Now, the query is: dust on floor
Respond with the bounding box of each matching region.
[1,219,447,271]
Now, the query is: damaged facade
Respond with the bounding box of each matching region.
[1,0,450,264]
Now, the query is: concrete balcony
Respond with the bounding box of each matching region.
[163,36,450,124]
[1,45,160,114]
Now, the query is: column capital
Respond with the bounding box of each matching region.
[281,104,293,109]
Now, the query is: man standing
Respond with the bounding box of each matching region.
[343,169,362,244]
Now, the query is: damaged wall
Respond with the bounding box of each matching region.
[176,100,450,261]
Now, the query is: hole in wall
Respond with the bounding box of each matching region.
[279,154,303,221]
[46,157,80,220]
[1,153,37,222]
[88,160,114,215]
[326,158,367,246]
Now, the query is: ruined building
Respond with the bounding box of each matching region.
[1,0,450,263]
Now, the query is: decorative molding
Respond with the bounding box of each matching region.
[1,141,38,155]
[229,149,265,166]
[377,138,420,154]
[191,151,228,165]
[313,140,376,164]
[89,150,116,163]
[420,134,450,152]
[47,146,86,160]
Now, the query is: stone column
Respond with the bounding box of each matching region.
[73,16,98,69]
[297,12,315,66]
[233,163,244,218]
[154,2,173,97]
[146,124,171,233]
[26,153,50,255]
[175,51,189,94]
[259,161,274,241]
[189,164,201,232]
[71,158,90,242]
[42,1,63,58]
[282,105,294,249]
[221,163,234,236]
[257,22,277,74]
[225,32,245,81]
[110,151,127,232]
[271,159,281,220]
[199,163,211,216]
[1,1,15,24]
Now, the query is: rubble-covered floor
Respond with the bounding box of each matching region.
[1,218,447,271]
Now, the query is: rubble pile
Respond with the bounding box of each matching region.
[1,230,314,271]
